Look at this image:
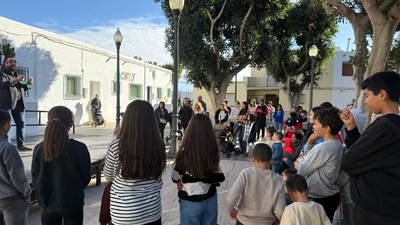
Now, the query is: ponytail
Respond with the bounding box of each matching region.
[42,106,73,162]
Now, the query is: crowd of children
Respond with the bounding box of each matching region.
[1,72,400,225]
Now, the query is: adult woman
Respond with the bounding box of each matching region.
[155,101,168,140]
[305,106,323,142]
[192,102,205,115]
[229,101,241,120]
[32,106,91,225]
[255,99,268,140]
[178,98,193,130]
[214,103,229,127]
[237,101,249,123]
[273,104,284,132]
[249,99,257,115]
[104,100,166,225]
[172,114,225,224]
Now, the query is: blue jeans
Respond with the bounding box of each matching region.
[274,121,284,132]
[4,102,25,147]
[180,193,218,225]
[284,158,296,171]
[92,108,99,118]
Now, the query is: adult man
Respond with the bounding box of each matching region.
[266,101,275,128]
[198,95,207,112]
[90,94,102,118]
[0,56,33,150]
[255,99,268,140]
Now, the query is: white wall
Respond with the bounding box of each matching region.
[331,51,356,109]
[0,16,172,136]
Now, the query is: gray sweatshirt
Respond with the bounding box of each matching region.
[0,136,31,200]
[297,140,343,198]
[226,167,286,225]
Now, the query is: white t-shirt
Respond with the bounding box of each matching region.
[280,201,331,225]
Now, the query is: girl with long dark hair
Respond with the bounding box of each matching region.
[104,100,166,225]
[155,101,168,140]
[32,106,91,225]
[179,98,193,130]
[172,114,225,224]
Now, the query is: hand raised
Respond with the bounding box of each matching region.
[340,108,356,130]
[28,77,34,83]
[308,134,319,144]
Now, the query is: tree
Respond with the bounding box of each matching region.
[0,43,16,70]
[321,0,400,123]
[155,0,288,113]
[386,36,400,72]
[160,63,182,80]
[263,0,338,108]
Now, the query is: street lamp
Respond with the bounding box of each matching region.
[308,45,318,113]
[113,28,123,134]
[169,0,184,157]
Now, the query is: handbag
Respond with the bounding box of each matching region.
[215,123,223,130]
[160,118,167,124]
[99,182,113,225]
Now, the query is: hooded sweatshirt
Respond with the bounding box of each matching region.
[282,138,294,159]
[341,114,400,217]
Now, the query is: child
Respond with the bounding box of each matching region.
[242,114,257,157]
[104,100,166,224]
[281,174,332,225]
[341,72,400,225]
[282,137,294,155]
[0,109,31,225]
[172,113,225,225]
[226,143,286,225]
[271,132,284,173]
[32,106,91,225]
[301,110,308,134]
[263,126,277,147]
[282,169,296,205]
[95,110,105,126]
[295,107,344,222]
[284,112,304,138]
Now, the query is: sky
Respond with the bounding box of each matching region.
[1,0,355,91]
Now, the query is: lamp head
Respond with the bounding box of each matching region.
[309,45,318,57]
[169,0,185,10]
[113,28,123,44]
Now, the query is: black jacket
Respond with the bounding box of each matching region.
[155,107,169,126]
[341,115,400,217]
[0,69,29,110]
[178,106,193,129]
[32,139,91,213]
[90,98,101,110]
[215,109,229,124]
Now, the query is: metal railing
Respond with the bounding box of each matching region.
[245,76,279,88]
[11,110,75,134]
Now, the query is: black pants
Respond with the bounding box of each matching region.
[353,204,400,225]
[236,219,244,225]
[158,124,166,140]
[146,217,161,225]
[312,192,340,222]
[41,208,83,225]
[257,126,265,139]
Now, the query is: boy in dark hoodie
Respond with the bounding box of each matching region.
[341,72,400,225]
[0,109,31,225]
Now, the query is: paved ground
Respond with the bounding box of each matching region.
[15,123,258,225]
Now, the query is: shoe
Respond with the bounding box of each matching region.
[242,153,249,157]
[18,146,33,151]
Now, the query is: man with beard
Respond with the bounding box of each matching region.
[0,56,33,150]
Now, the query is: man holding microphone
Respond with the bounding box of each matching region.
[0,56,33,150]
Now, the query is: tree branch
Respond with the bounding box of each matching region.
[229,54,260,79]
[239,3,254,56]
[388,1,400,19]
[282,60,292,97]
[297,41,309,73]
[361,0,386,23]
[321,0,353,18]
[379,0,395,11]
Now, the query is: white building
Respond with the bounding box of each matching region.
[0,16,172,136]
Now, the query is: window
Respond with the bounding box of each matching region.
[111,81,122,95]
[167,88,171,98]
[130,84,141,100]
[342,62,354,76]
[157,87,162,99]
[64,74,83,100]
[17,66,29,98]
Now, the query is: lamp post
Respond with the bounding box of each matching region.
[169,0,185,157]
[113,28,123,134]
[308,45,318,113]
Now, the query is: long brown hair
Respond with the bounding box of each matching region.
[174,113,220,179]
[239,101,249,115]
[117,100,166,180]
[42,106,73,162]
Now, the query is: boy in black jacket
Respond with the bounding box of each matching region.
[340,72,400,225]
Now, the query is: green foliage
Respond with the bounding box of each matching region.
[263,0,338,96]
[387,36,400,72]
[155,0,289,90]
[160,63,182,80]
[0,43,16,70]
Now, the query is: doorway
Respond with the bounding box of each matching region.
[90,81,100,100]
[147,86,153,103]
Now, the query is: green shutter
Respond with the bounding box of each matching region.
[129,84,142,99]
[157,88,162,99]
[64,74,83,100]
[167,89,171,97]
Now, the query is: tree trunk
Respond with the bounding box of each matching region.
[205,80,229,116]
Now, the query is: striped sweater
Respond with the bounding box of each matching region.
[171,163,225,202]
[104,139,163,225]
